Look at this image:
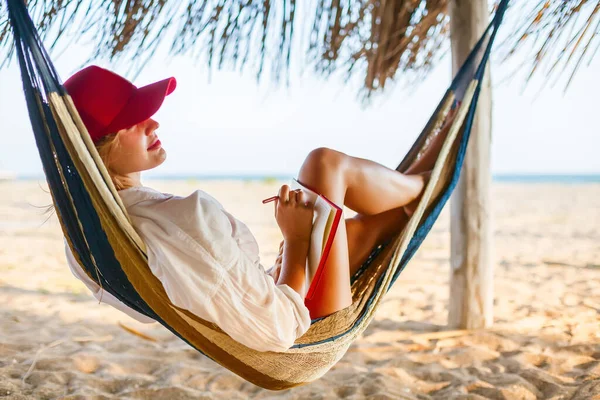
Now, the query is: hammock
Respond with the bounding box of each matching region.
[6,0,509,390]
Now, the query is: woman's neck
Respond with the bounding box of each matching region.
[122,172,143,188]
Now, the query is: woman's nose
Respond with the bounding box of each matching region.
[146,119,159,134]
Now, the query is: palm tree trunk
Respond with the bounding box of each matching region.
[448,0,494,329]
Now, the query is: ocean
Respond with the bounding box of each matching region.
[12,173,600,183]
[492,174,600,184]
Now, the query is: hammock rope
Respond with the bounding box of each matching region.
[5,0,509,390]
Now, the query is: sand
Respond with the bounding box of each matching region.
[1,179,599,399]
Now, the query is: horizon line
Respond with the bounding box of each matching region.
[7,172,600,182]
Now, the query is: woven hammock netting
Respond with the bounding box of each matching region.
[5,0,509,390]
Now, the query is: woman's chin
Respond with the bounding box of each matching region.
[154,147,167,163]
[140,149,166,171]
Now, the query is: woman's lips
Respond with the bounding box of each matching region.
[147,139,161,150]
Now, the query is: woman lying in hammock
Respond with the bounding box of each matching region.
[62,65,455,353]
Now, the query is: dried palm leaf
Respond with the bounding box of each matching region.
[502,0,600,91]
[0,0,452,98]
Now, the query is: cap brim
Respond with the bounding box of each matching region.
[106,77,177,134]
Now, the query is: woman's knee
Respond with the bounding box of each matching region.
[300,147,348,179]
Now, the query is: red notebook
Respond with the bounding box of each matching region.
[290,178,343,301]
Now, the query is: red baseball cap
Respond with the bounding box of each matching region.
[63,65,177,143]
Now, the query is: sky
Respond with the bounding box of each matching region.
[1,8,599,178]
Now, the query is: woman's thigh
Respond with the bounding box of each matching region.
[345,207,409,278]
[297,148,353,319]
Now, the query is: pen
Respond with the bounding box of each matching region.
[262,195,278,204]
[262,189,303,204]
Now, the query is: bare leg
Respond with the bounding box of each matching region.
[342,114,462,277]
[296,148,422,319]
[285,109,461,319]
[326,152,426,216]
[345,207,409,278]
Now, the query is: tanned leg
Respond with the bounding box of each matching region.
[345,207,409,278]
[290,107,462,318]
[296,148,423,319]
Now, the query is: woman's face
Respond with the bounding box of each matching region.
[109,118,166,175]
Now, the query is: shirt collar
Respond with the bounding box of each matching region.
[117,186,170,208]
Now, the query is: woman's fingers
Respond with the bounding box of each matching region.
[279,186,304,206]
[295,190,312,208]
[291,188,304,205]
[275,185,293,217]
[277,186,303,204]
[278,185,291,203]
[289,188,298,206]
[296,190,308,207]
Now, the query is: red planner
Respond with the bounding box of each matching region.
[289,179,343,301]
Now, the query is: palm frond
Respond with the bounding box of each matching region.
[0,0,451,99]
[2,1,599,96]
[503,0,600,91]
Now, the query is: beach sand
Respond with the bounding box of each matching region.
[1,179,599,399]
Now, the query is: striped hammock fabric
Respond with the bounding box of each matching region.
[5,0,509,390]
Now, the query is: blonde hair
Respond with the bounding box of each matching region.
[95,133,132,191]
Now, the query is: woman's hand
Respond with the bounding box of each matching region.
[273,185,314,244]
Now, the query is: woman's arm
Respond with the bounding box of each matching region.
[271,184,314,296]
[277,239,309,296]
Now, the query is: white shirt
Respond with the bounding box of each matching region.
[64,186,312,352]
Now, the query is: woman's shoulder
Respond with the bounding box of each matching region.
[117,186,173,207]
[118,186,223,214]
[120,187,235,244]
